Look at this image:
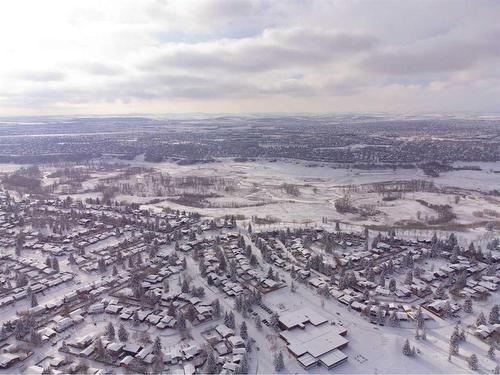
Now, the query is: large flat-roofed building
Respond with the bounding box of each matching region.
[280,318,347,344]
[278,308,349,370]
[278,307,328,330]
[288,334,348,357]
[319,349,348,369]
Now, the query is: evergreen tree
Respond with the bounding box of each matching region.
[205,351,217,374]
[467,354,478,371]
[449,329,460,357]
[30,328,42,346]
[415,307,425,338]
[377,306,386,325]
[476,312,487,326]
[31,293,38,307]
[153,336,162,355]
[94,338,105,359]
[152,352,164,374]
[434,284,446,299]
[489,304,499,325]
[52,257,60,272]
[240,321,248,340]
[402,339,412,356]
[494,364,500,374]
[235,296,243,312]
[178,315,187,337]
[269,312,279,331]
[389,278,396,293]
[442,301,452,318]
[118,324,129,342]
[255,316,262,329]
[273,351,284,371]
[98,258,107,272]
[239,352,249,374]
[133,310,140,326]
[404,271,413,285]
[211,299,221,318]
[181,279,190,293]
[463,298,473,313]
[227,311,235,329]
[388,311,400,327]
[488,345,496,359]
[460,328,466,342]
[16,272,28,287]
[106,322,115,340]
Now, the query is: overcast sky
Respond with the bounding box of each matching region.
[1,0,499,116]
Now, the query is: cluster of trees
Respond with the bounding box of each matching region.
[103,322,129,342]
[110,171,236,201]
[475,304,499,327]
[281,183,300,196]
[234,290,262,317]
[45,256,60,272]
[335,195,357,214]
[2,166,43,194]
[306,254,335,276]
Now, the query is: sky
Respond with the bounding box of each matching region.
[0,0,499,116]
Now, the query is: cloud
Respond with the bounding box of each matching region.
[14,71,66,82]
[363,30,500,76]
[144,28,377,73]
[82,62,123,76]
[0,0,500,115]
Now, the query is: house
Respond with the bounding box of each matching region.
[164,347,183,365]
[49,356,65,368]
[120,355,134,368]
[375,286,390,296]
[38,327,57,340]
[395,286,411,298]
[107,342,124,355]
[0,353,21,369]
[182,344,200,360]
[215,341,231,356]
[54,317,73,332]
[478,281,498,292]
[105,304,122,314]
[184,363,195,375]
[216,324,234,338]
[227,335,245,349]
[88,303,105,314]
[123,343,142,356]
[308,278,327,289]
[69,334,95,349]
[135,346,153,361]
[475,324,496,339]
[80,344,96,358]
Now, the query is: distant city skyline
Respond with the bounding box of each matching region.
[1,0,499,116]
